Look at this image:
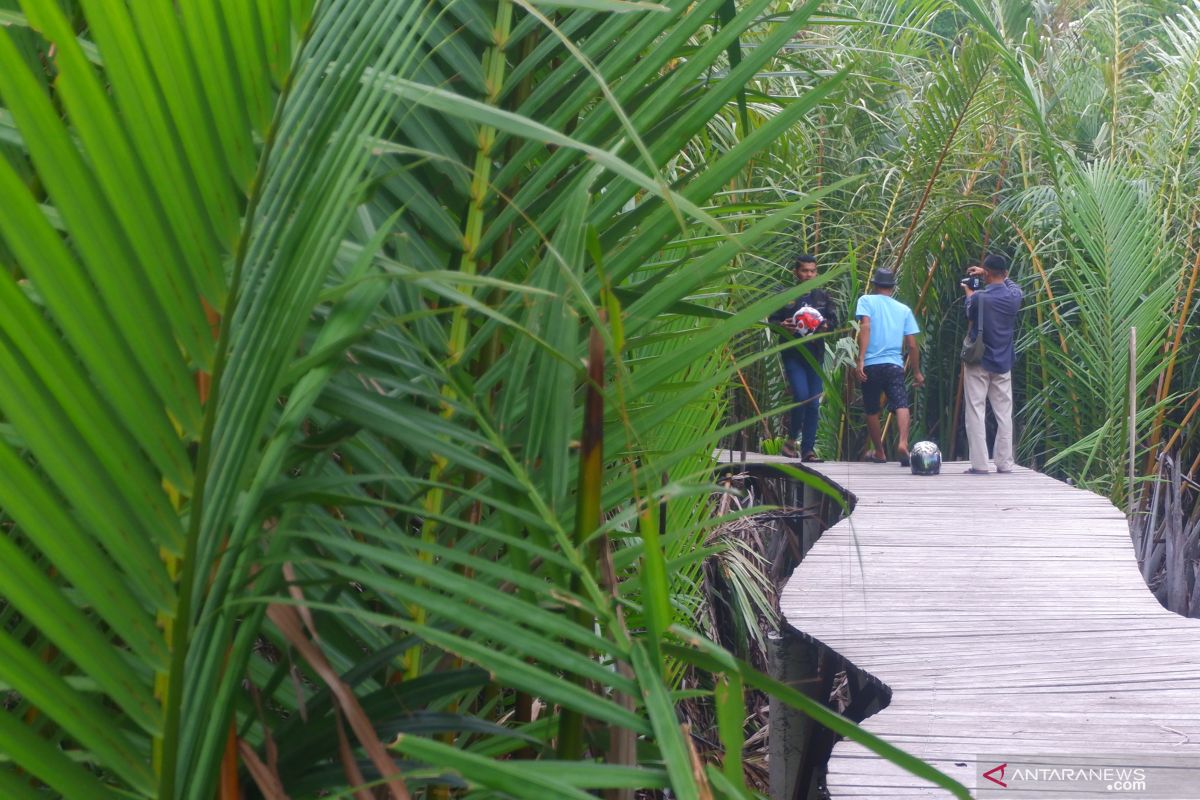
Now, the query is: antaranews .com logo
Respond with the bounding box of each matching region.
[976,754,1200,798]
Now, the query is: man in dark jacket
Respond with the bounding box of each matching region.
[962,253,1023,474]
[768,253,838,461]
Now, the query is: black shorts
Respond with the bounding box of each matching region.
[861,364,909,414]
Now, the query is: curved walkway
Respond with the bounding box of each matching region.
[775,459,1200,797]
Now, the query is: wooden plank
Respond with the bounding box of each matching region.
[760,457,1200,798]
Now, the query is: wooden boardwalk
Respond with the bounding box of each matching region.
[729,454,1200,798]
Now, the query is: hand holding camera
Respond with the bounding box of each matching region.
[960,265,985,293]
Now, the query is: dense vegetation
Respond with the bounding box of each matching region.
[0,0,1195,797]
[739,0,1200,513]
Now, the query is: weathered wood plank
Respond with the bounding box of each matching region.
[748,456,1200,798]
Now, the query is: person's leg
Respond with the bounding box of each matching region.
[895,407,911,460]
[780,351,805,452]
[861,366,886,460]
[883,365,912,461]
[988,370,1015,471]
[864,413,885,460]
[963,363,990,471]
[799,361,823,456]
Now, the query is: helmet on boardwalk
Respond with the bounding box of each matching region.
[910,441,941,475]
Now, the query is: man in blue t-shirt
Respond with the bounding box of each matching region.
[854,268,924,465]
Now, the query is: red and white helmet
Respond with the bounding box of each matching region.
[791,305,824,336]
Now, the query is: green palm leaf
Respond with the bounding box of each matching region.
[0,0,978,797]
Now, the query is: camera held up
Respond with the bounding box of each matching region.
[960,274,983,291]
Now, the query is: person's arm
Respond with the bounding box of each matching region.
[767,296,789,324]
[768,293,798,332]
[962,265,982,308]
[855,316,870,382]
[905,333,924,387]
[820,292,838,331]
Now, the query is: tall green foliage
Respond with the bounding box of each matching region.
[0,0,973,798]
[735,0,1200,499]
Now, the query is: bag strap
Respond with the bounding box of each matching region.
[972,290,985,337]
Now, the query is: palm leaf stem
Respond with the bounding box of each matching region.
[160,2,330,792]
[892,59,989,271]
[558,323,606,760]
[1145,226,1200,473]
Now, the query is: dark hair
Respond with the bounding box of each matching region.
[794,253,817,267]
[983,253,1009,273]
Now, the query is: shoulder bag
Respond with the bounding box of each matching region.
[960,292,985,364]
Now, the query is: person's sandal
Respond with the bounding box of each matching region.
[863,454,886,463]
[802,452,824,463]
[780,440,799,458]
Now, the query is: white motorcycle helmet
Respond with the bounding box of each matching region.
[910,441,942,475]
[791,305,824,336]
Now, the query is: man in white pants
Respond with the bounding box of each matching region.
[961,254,1022,474]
